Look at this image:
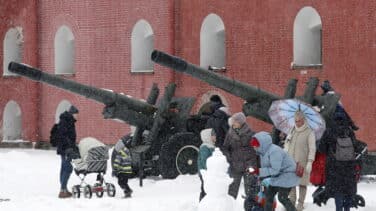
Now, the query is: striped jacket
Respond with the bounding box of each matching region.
[111,147,132,175]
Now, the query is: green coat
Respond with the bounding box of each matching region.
[197,144,215,171]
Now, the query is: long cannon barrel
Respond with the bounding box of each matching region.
[8,62,157,126]
[151,50,280,103]
[9,62,156,114]
[152,50,340,123]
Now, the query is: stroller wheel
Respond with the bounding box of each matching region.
[94,183,104,198]
[106,183,116,197]
[84,185,92,199]
[72,185,81,198]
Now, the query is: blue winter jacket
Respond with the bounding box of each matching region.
[254,131,300,188]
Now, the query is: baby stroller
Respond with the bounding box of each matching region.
[71,137,116,198]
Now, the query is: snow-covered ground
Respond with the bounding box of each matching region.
[0,148,375,211]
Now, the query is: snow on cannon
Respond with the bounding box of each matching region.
[8,62,209,180]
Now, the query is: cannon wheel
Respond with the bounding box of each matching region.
[159,132,201,179]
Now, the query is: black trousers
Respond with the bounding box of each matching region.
[117,173,132,193]
[228,172,258,210]
[199,174,206,201]
[265,186,296,211]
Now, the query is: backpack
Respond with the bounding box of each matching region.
[49,123,59,147]
[335,136,355,161]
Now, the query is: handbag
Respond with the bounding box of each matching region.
[295,162,304,177]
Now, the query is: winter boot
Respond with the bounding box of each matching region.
[123,185,133,198]
[58,190,72,198]
[124,190,132,198]
[297,185,307,211]
[289,187,297,206]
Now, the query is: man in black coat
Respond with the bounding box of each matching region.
[205,106,230,150]
[318,111,364,210]
[56,105,79,198]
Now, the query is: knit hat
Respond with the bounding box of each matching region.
[231,112,246,125]
[200,128,214,146]
[249,137,260,147]
[68,105,79,114]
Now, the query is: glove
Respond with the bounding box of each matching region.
[261,178,271,187]
[306,161,313,173]
[248,167,259,175]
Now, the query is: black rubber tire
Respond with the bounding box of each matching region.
[83,185,92,199]
[159,132,201,179]
[72,185,81,198]
[106,183,116,197]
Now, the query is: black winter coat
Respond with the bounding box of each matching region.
[318,125,360,197]
[56,111,77,155]
[205,109,229,149]
[222,123,256,175]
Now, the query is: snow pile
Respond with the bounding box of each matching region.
[0,148,375,211]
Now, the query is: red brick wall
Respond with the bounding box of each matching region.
[175,0,376,150]
[0,0,39,141]
[2,0,375,150]
[36,0,174,144]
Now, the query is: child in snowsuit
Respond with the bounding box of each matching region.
[111,136,133,198]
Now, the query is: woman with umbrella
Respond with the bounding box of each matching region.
[284,111,316,211]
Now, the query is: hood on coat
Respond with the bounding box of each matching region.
[253,131,272,155]
[59,111,76,123]
[201,128,215,148]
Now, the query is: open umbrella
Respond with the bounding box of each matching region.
[268,99,326,140]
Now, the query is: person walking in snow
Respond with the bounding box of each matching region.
[284,111,316,211]
[205,106,230,150]
[249,131,300,211]
[318,111,364,211]
[222,112,257,210]
[111,135,134,198]
[197,128,216,201]
[56,105,79,198]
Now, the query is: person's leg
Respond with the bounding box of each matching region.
[265,186,278,211]
[60,155,73,191]
[289,186,297,206]
[343,195,352,211]
[297,185,307,211]
[278,187,297,211]
[59,155,64,190]
[228,173,242,199]
[243,173,258,210]
[59,155,73,198]
[118,174,132,197]
[199,174,206,201]
[334,194,344,211]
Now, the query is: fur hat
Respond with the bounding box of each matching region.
[68,105,79,114]
[231,112,246,125]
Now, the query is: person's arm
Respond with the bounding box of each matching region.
[222,132,231,161]
[259,148,283,178]
[307,132,316,162]
[198,146,212,170]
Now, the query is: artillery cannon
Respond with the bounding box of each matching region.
[151,50,340,134]
[151,50,376,176]
[8,62,208,179]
